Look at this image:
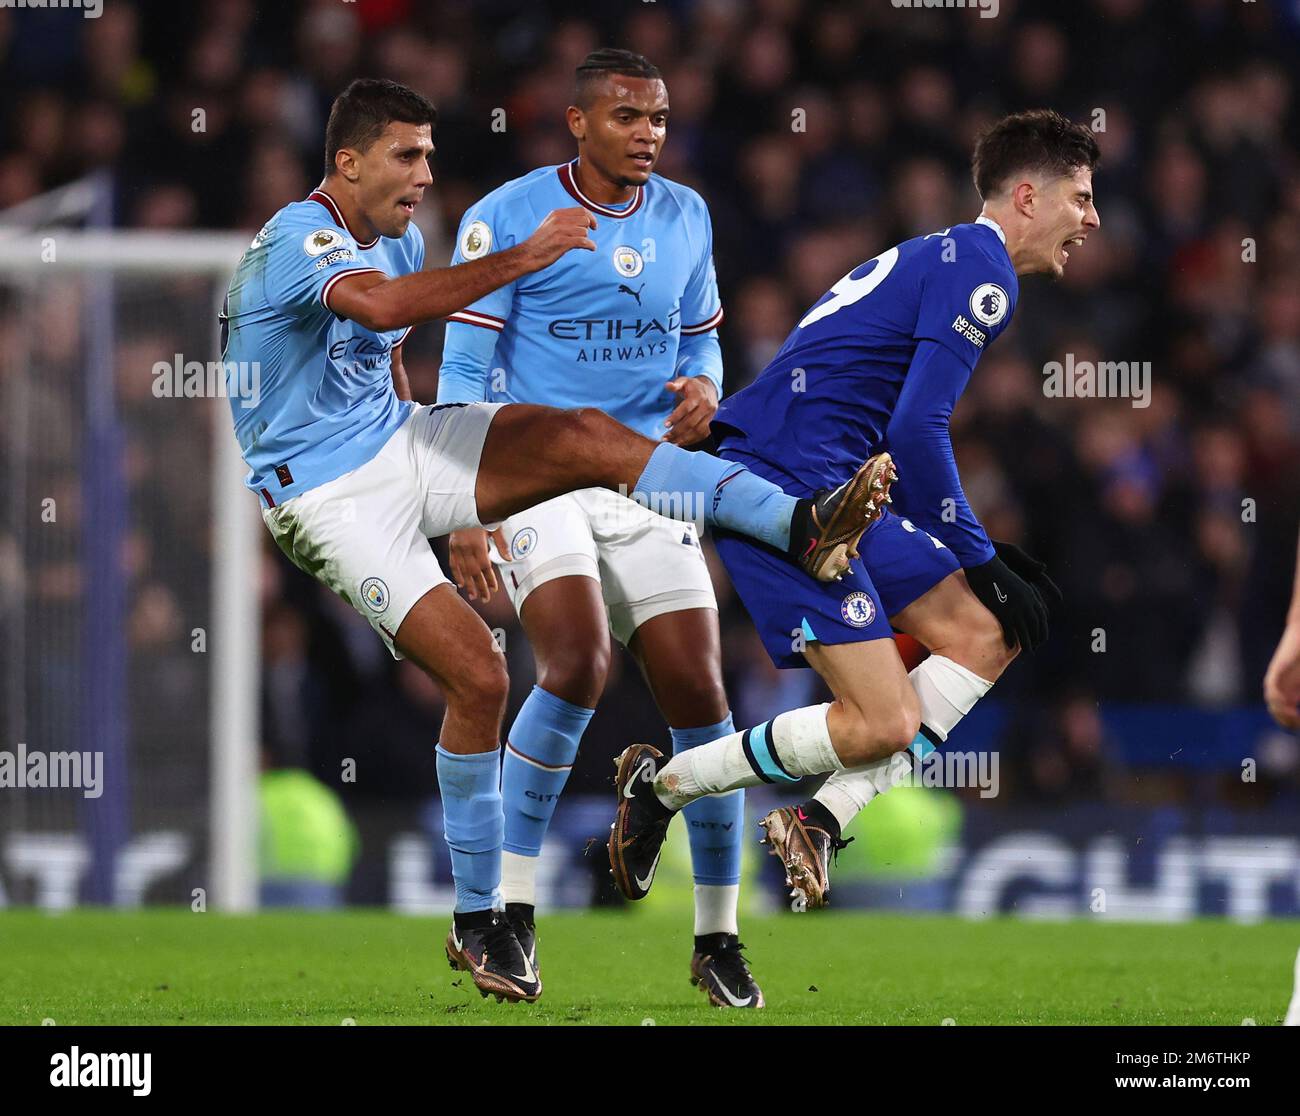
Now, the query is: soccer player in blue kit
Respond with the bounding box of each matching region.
[611,110,1099,913]
[437,50,765,1008]
[221,79,893,1004]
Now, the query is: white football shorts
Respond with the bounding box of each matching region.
[491,486,717,646]
[262,402,504,657]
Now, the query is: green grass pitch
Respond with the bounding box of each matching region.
[1,908,1296,1025]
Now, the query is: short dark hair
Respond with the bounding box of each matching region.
[323,78,437,177]
[971,110,1100,199]
[574,48,662,108]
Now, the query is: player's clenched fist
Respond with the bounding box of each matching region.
[965,541,1060,652]
[521,207,597,270]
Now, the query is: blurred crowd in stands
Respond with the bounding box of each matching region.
[3,0,1299,813]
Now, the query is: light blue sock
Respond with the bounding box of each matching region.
[672,715,744,886]
[502,686,594,857]
[435,745,503,913]
[632,443,796,550]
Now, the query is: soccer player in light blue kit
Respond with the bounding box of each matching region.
[220,79,894,1005]
[612,111,1098,915]
[437,50,761,1008]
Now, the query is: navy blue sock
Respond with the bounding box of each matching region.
[632,443,796,550]
[502,686,594,857]
[671,716,744,886]
[435,745,503,913]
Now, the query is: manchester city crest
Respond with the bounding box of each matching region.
[510,527,538,561]
[612,245,644,278]
[360,577,390,612]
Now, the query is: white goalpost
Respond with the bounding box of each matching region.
[3,229,261,912]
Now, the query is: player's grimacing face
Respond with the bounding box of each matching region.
[350,121,434,239]
[1037,168,1100,278]
[571,77,669,187]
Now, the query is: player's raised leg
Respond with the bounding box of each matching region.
[471,403,896,583]
[757,636,934,910]
[391,585,541,1004]
[782,534,1061,908]
[628,608,764,1009]
[609,630,920,904]
[765,512,1048,909]
[758,586,1008,911]
[803,570,1014,846]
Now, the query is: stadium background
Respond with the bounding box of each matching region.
[1,0,1299,920]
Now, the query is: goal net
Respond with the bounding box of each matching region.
[0,227,260,912]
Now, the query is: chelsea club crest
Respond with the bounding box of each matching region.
[840,591,876,629]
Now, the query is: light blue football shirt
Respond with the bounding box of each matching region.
[436,160,723,439]
[221,188,422,505]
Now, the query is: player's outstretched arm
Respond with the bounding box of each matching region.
[1264,527,1300,729]
[328,207,596,333]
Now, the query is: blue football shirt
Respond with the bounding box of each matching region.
[221,188,422,505]
[714,217,1018,565]
[435,160,723,439]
